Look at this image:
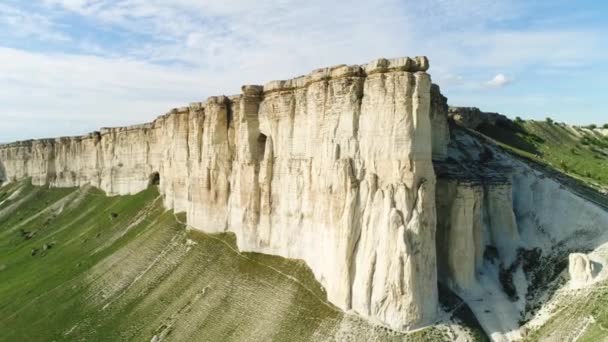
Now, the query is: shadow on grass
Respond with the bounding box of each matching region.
[477,120,543,156]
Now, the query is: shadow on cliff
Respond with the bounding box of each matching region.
[0,160,6,186]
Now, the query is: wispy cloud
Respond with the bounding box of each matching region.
[0,0,607,141]
[0,3,69,41]
[485,74,511,88]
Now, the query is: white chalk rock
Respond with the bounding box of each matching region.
[569,253,597,286]
[0,56,449,332]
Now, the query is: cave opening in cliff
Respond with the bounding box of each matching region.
[148,172,160,186]
[257,133,267,161]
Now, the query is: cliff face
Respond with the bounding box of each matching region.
[0,56,448,331]
[434,125,608,341]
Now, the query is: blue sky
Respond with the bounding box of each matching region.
[0,0,606,142]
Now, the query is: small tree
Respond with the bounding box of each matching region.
[587,124,597,130]
[603,123,608,129]
[546,117,554,124]
[515,116,524,123]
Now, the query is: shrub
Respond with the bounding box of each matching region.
[545,117,553,124]
[515,116,524,123]
[603,123,608,129]
[586,124,597,130]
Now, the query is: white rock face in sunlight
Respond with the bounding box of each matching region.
[569,253,598,287]
[0,56,449,331]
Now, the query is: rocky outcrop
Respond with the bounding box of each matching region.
[0,56,448,331]
[436,180,484,291]
[431,85,450,160]
[448,107,509,130]
[436,179,520,292]
[568,253,598,287]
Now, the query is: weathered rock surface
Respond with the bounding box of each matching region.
[0,56,448,331]
[568,253,598,286]
[436,179,520,292]
[436,180,484,291]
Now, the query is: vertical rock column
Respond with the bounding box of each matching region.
[186,97,233,232]
[351,59,438,330]
[436,180,484,291]
[229,85,267,246]
[436,179,521,294]
[484,184,520,265]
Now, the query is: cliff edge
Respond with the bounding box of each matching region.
[0,56,450,331]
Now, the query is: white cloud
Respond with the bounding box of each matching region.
[0,3,69,41]
[0,0,606,141]
[0,47,210,142]
[485,73,511,88]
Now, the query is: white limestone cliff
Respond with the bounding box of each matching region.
[436,180,484,292]
[0,56,447,331]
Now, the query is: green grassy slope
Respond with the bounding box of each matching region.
[0,180,451,342]
[477,120,608,188]
[523,281,608,341]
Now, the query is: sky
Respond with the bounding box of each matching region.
[0,0,607,142]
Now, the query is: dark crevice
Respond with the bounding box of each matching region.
[148,172,160,186]
[257,134,267,161]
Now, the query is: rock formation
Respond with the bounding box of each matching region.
[0,56,448,331]
[448,106,510,130]
[435,179,520,293]
[569,253,598,286]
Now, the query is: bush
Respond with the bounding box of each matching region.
[546,117,553,124]
[515,116,524,123]
[603,123,608,129]
[586,124,597,130]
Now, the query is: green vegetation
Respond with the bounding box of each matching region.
[523,276,608,341]
[0,180,452,341]
[477,119,608,187]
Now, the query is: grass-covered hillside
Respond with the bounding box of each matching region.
[0,180,457,342]
[476,119,608,190]
[523,269,608,341]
